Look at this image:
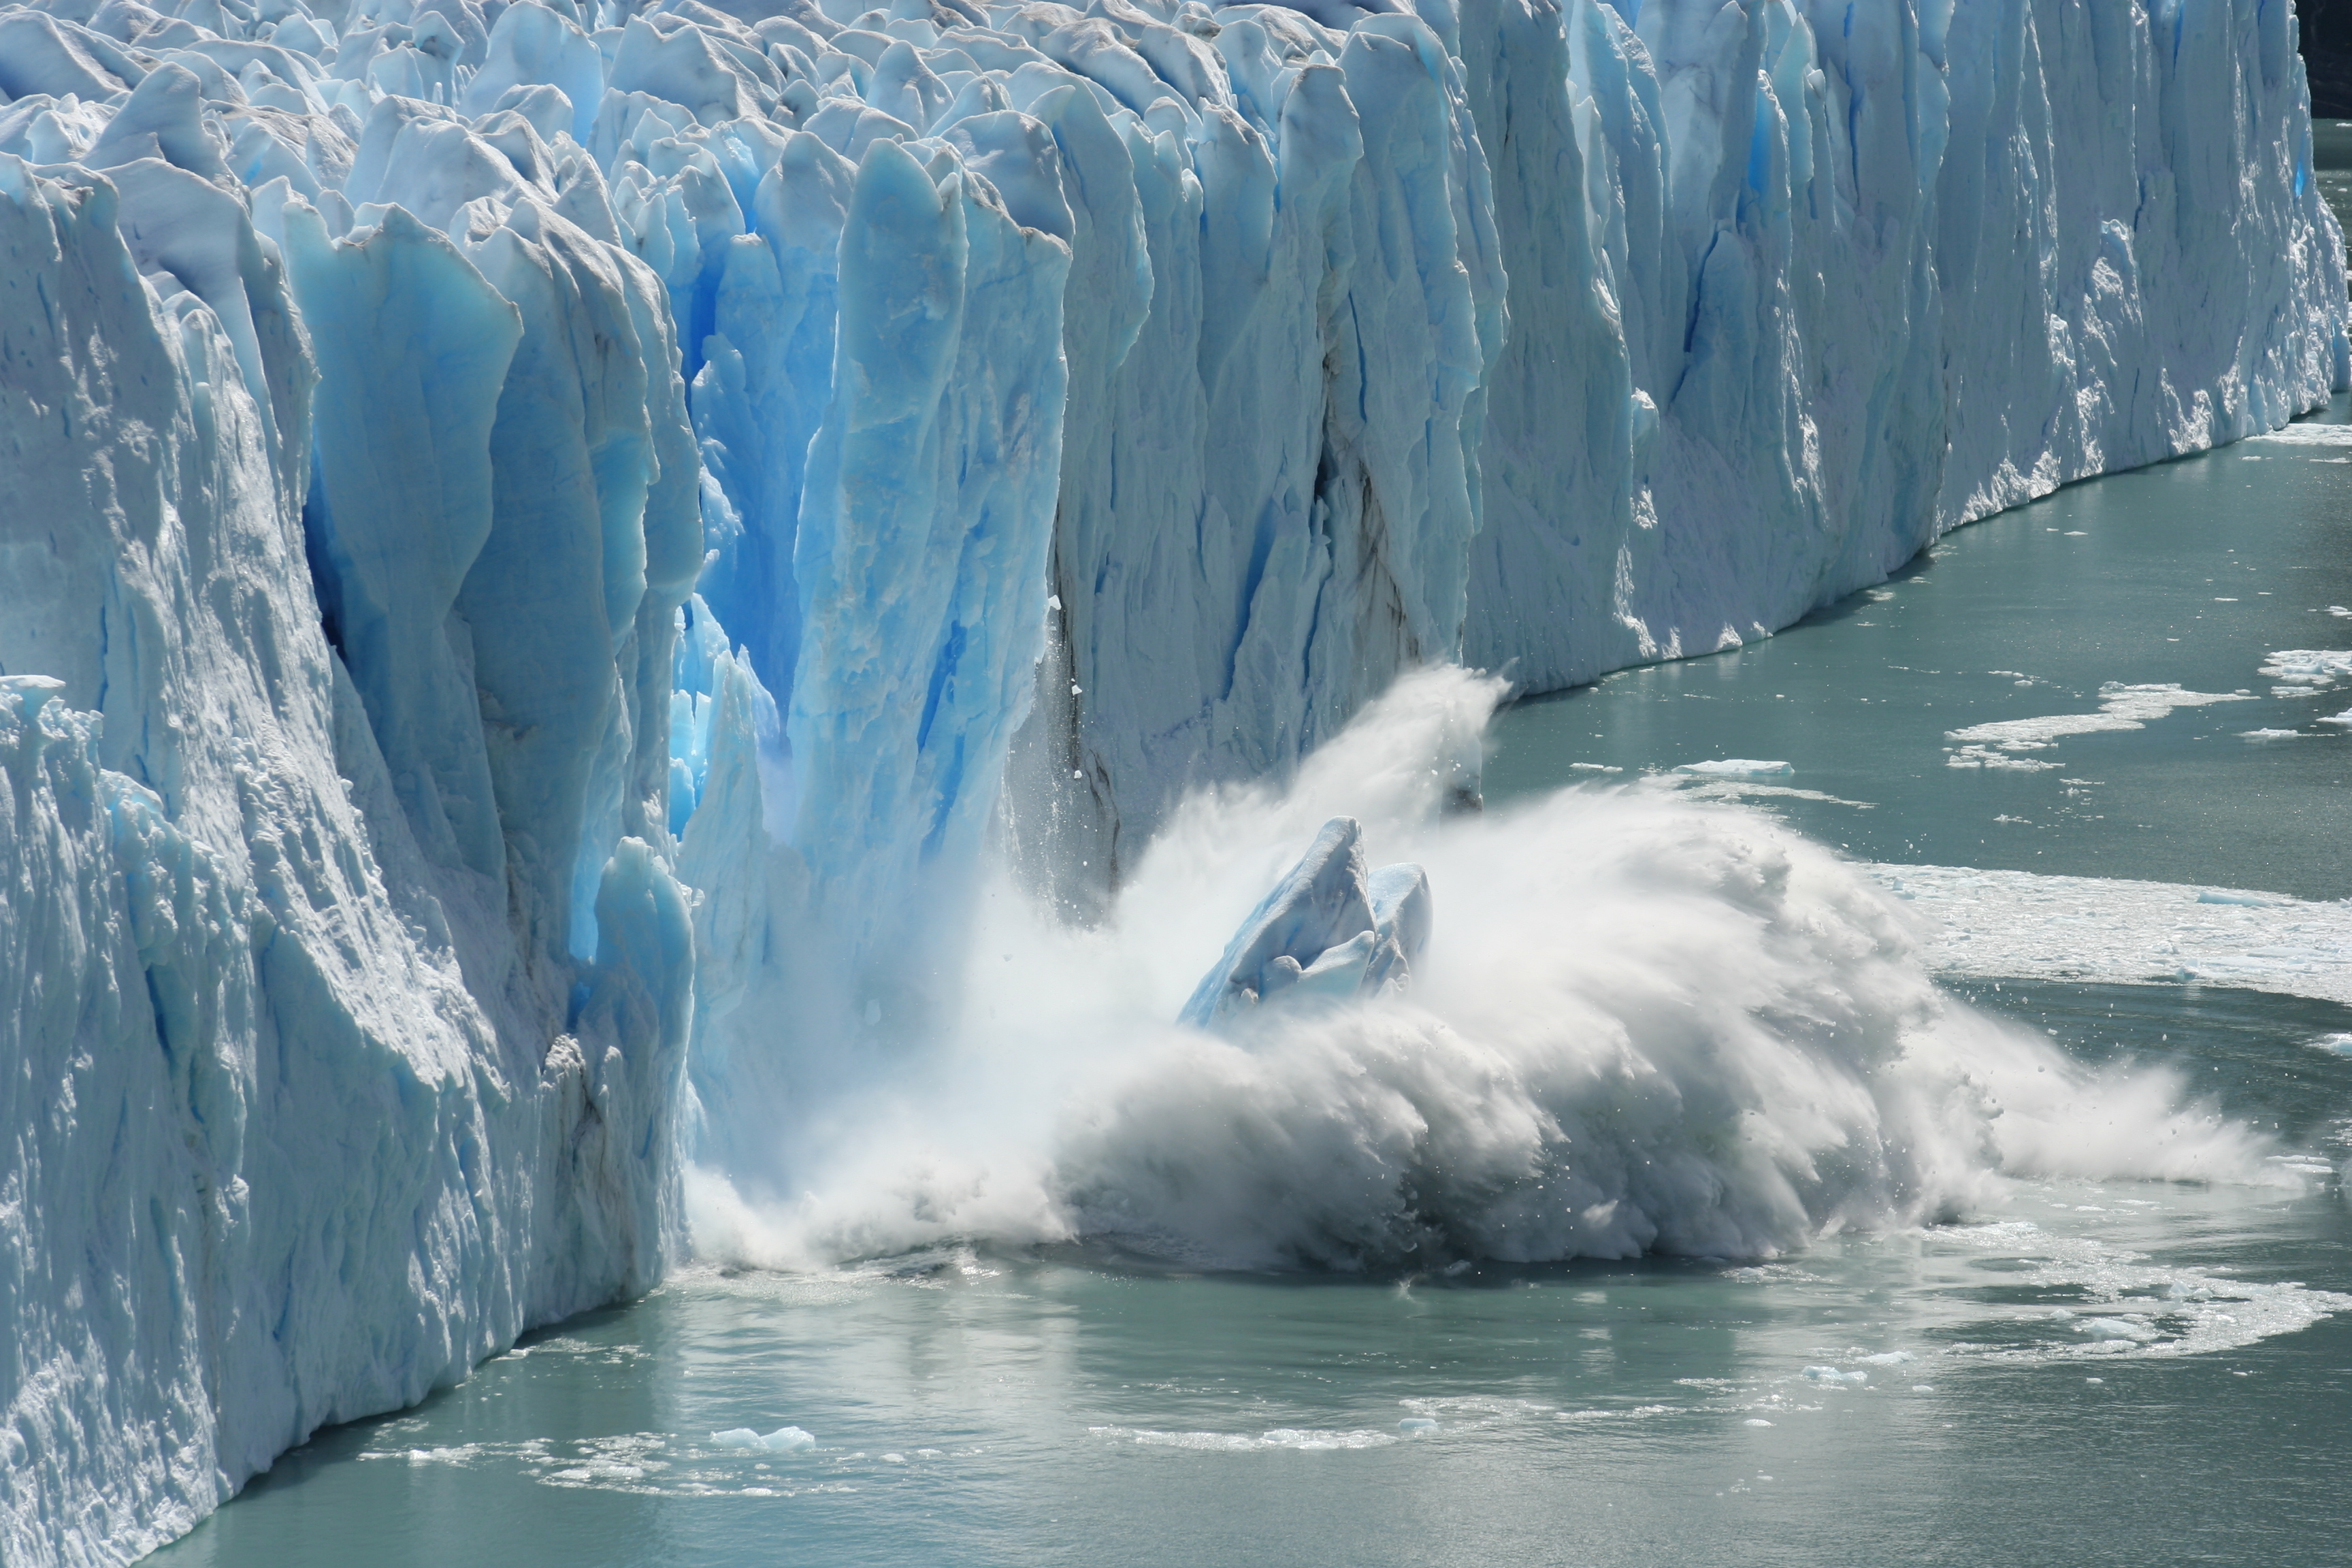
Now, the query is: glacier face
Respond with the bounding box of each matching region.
[0,0,2342,1561]
[1463,0,2350,699]
[0,56,694,1568]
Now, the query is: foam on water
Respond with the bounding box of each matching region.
[691,670,2295,1273]
[1092,1426,1403,1453]
[351,1431,860,1499]
[1872,866,2352,1005]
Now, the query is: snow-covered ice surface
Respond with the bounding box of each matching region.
[1869,865,2352,1006]
[0,0,2345,1561]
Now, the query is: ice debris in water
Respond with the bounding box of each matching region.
[1677,760,1795,779]
[2258,651,2352,687]
[1803,1367,1869,1384]
[1397,1418,1439,1436]
[2075,1318,2159,1344]
[1944,685,2255,766]
[710,1426,816,1453]
[1179,818,1431,1030]
[1859,1351,1914,1366]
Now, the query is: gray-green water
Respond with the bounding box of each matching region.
[1485,409,2352,898]
[142,977,2352,1568]
[148,416,2352,1566]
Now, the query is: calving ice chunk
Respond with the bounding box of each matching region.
[1179,816,1432,1028]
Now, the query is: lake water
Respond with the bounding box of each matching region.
[148,414,2352,1566]
[1484,408,2352,897]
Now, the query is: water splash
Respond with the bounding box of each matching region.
[689,669,2287,1271]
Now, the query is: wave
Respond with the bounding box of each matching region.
[689,669,2286,1271]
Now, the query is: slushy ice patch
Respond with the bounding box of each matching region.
[691,671,2289,1272]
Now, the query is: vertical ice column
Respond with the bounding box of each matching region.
[282,200,521,885]
[785,136,1072,999]
[1007,7,1505,891]
[2,128,702,1568]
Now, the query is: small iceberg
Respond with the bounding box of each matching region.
[1678,760,1795,778]
[711,1426,817,1452]
[1802,1365,1867,1384]
[2075,1318,2159,1343]
[1397,1418,1439,1436]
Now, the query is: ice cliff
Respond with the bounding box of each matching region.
[0,0,2342,1560]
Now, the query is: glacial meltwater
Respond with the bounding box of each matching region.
[148,419,2352,1566]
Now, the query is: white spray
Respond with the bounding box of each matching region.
[689,668,2281,1271]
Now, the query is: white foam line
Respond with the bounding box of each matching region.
[1870,866,2352,1006]
[2243,422,2352,444]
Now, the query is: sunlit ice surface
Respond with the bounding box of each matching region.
[148,406,2352,1568]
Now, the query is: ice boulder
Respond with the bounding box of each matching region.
[1179,817,1432,1029]
[710,1424,817,1452]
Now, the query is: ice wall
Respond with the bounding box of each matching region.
[0,74,693,1568]
[1460,0,2351,696]
[0,0,2344,1561]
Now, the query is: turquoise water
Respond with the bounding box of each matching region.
[147,419,2352,1566]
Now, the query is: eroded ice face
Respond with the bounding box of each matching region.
[5,0,2345,1563]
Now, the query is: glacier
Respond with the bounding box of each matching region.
[0,0,2342,1560]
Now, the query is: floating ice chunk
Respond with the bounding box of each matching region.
[2322,708,2352,727]
[711,1426,817,1452]
[1397,1418,1438,1435]
[1947,745,2063,771]
[2197,890,2279,906]
[1946,685,2255,753]
[1801,1366,1867,1384]
[1910,1385,1936,1393]
[2243,423,2352,444]
[2240,729,2302,740]
[2085,1377,2104,1385]
[2075,1318,2159,1343]
[1858,1350,1914,1366]
[2308,1034,2352,1057]
[1744,1418,1775,1427]
[2259,650,2352,686]
[1678,760,1793,779]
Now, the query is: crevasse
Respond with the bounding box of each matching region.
[0,0,2340,1560]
